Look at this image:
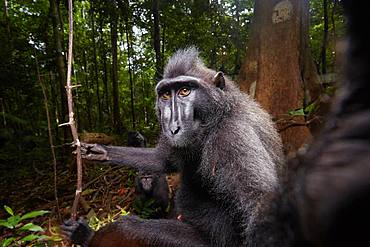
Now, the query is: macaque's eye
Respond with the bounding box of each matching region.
[160,91,171,100]
[178,87,191,97]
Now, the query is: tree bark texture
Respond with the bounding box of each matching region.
[99,14,110,115]
[110,1,123,132]
[123,0,136,129]
[49,0,69,159]
[90,2,102,125]
[232,0,242,77]
[321,0,329,74]
[238,0,321,157]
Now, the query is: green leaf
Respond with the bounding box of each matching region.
[304,102,317,115]
[20,234,40,242]
[288,108,305,116]
[19,223,44,232]
[35,234,50,241]
[7,215,21,228]
[46,234,62,241]
[0,220,14,229]
[20,210,49,221]
[4,206,14,216]
[82,188,96,196]
[1,237,16,247]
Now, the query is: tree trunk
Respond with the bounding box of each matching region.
[152,0,162,81]
[232,0,242,77]
[48,72,60,140]
[90,2,102,126]
[82,50,92,129]
[321,0,329,74]
[99,14,110,115]
[123,0,136,130]
[161,17,166,61]
[330,0,338,39]
[238,0,320,157]
[102,52,110,115]
[49,0,69,159]
[50,0,67,121]
[3,0,11,45]
[110,1,123,132]
[209,1,218,70]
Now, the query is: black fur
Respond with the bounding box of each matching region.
[134,172,170,218]
[293,1,370,246]
[127,131,146,147]
[61,218,94,247]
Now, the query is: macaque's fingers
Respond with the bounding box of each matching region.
[72,142,93,155]
[60,219,78,238]
[79,145,89,155]
[85,153,109,161]
[60,227,73,238]
[80,142,97,152]
[80,142,95,148]
[60,217,93,245]
[77,143,109,161]
[88,144,108,154]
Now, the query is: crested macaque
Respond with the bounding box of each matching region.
[134,172,170,218]
[127,131,170,218]
[62,1,370,246]
[63,46,284,246]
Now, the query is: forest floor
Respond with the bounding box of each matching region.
[0,159,179,246]
[0,161,140,246]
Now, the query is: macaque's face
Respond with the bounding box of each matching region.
[156,76,202,147]
[140,175,154,192]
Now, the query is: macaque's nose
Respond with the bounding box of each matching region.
[170,126,181,135]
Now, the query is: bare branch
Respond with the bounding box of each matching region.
[35,51,62,222]
[277,116,320,133]
[65,0,83,220]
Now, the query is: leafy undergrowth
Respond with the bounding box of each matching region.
[0,161,139,246]
[0,205,61,246]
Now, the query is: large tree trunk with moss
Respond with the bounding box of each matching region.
[238,0,321,157]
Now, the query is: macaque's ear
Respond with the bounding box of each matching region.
[213,72,225,90]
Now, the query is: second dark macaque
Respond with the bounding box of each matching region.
[127,131,171,218]
[133,172,170,218]
[127,131,146,148]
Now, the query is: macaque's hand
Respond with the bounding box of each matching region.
[78,143,110,161]
[61,217,94,246]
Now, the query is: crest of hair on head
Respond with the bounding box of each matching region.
[163,47,204,79]
[162,47,220,86]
